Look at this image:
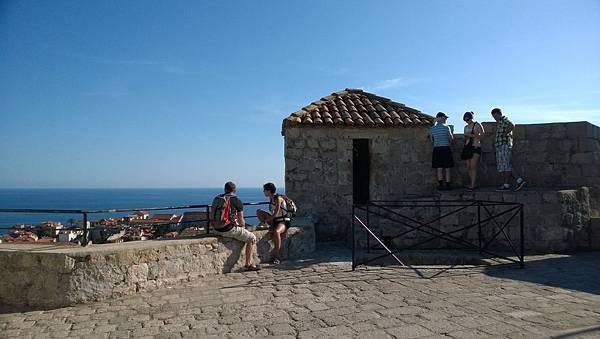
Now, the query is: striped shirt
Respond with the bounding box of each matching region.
[430,123,452,147]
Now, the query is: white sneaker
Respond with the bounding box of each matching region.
[496,184,511,191]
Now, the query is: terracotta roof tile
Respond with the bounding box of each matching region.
[283,89,434,129]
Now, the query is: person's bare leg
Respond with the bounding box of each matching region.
[445,168,451,183]
[272,223,286,261]
[245,239,256,267]
[256,209,268,223]
[437,168,443,181]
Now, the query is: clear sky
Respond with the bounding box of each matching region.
[1,0,599,188]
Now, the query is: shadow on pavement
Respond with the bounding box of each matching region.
[484,252,600,295]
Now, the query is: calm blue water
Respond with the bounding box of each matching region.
[0,188,268,234]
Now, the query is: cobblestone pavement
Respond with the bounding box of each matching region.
[1,248,599,339]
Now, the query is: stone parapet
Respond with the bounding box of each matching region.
[451,121,600,190]
[356,187,593,255]
[0,222,315,310]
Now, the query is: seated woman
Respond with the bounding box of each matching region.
[256,182,291,265]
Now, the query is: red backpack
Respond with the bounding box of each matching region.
[210,194,237,229]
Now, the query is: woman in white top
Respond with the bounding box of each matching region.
[462,112,485,190]
[256,182,291,264]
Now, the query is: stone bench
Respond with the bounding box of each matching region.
[0,219,315,310]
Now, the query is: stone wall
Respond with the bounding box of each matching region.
[0,222,315,310]
[450,121,600,201]
[356,188,593,254]
[284,126,435,242]
[284,121,599,245]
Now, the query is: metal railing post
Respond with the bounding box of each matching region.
[82,212,88,246]
[352,204,356,271]
[366,203,370,253]
[520,204,525,268]
[206,205,211,235]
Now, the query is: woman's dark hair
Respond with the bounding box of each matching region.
[463,111,474,121]
[263,182,276,194]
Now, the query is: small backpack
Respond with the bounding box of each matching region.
[277,194,297,218]
[210,194,237,229]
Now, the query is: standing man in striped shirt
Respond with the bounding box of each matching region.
[430,112,455,190]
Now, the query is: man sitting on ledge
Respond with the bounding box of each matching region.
[211,181,260,271]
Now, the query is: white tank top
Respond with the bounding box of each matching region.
[269,196,288,219]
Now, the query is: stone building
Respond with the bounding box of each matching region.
[283,89,600,251]
[282,89,436,241]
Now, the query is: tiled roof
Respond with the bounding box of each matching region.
[283,88,434,128]
[151,214,179,221]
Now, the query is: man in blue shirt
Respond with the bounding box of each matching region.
[430,112,454,190]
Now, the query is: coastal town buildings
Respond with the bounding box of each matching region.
[2,210,188,244]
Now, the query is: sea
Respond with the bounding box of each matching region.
[0,188,268,235]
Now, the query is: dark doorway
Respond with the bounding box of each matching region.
[353,139,370,204]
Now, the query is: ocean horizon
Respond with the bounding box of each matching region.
[0,188,271,234]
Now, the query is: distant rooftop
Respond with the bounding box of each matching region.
[283,88,434,129]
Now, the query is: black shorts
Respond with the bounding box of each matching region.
[472,146,482,155]
[432,146,454,168]
[270,217,291,232]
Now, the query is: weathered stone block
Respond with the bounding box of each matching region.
[285,147,303,158]
[306,138,319,149]
[285,127,300,138]
[550,124,567,139]
[578,139,600,152]
[571,152,598,165]
[581,165,600,177]
[319,138,336,150]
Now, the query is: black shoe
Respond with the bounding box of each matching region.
[514,178,526,191]
[244,265,261,272]
[445,182,452,190]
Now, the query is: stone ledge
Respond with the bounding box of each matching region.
[0,221,315,310]
[437,186,593,252]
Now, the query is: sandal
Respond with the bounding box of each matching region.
[244,265,261,272]
[271,258,280,265]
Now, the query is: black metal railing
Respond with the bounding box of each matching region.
[352,199,524,271]
[0,201,269,246]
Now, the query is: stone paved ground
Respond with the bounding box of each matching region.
[1,247,599,339]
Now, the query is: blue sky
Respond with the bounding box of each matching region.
[1,0,599,188]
